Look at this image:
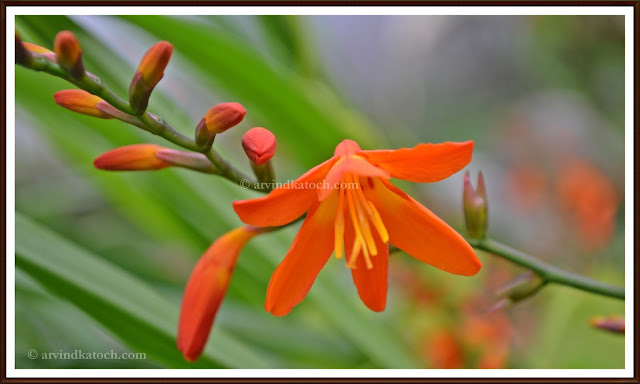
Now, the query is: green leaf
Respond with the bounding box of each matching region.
[15,213,273,368]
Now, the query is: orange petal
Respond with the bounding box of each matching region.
[233,158,336,227]
[177,226,260,362]
[360,141,474,183]
[265,192,338,316]
[365,178,481,276]
[346,219,388,312]
[318,155,389,201]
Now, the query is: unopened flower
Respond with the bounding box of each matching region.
[195,102,247,148]
[463,171,488,239]
[129,41,173,115]
[242,127,276,165]
[23,41,54,55]
[16,35,56,64]
[234,139,481,316]
[178,226,265,362]
[54,30,84,79]
[490,271,545,312]
[590,315,625,334]
[93,144,172,171]
[54,90,117,119]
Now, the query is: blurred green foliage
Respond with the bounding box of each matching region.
[14,15,625,369]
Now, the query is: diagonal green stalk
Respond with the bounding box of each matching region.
[21,53,269,192]
[468,238,625,300]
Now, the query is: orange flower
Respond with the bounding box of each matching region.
[555,159,619,250]
[425,330,464,369]
[233,139,481,316]
[178,226,263,362]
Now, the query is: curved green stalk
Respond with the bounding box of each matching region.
[20,53,267,191]
[469,238,625,300]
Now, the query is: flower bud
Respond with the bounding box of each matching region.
[129,41,173,115]
[54,90,115,119]
[93,144,172,171]
[178,226,265,362]
[490,271,545,312]
[242,127,276,165]
[23,41,54,55]
[204,102,246,135]
[463,171,488,239]
[590,315,625,334]
[21,40,57,62]
[137,41,172,89]
[54,30,85,79]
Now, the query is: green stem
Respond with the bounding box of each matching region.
[21,55,267,192]
[468,238,625,300]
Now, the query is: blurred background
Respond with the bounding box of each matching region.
[14,15,625,369]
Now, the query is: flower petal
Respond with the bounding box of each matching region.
[346,219,389,312]
[177,227,258,362]
[265,192,339,316]
[360,141,474,183]
[233,158,336,227]
[318,155,389,201]
[365,178,481,276]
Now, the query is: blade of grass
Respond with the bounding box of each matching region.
[15,213,273,368]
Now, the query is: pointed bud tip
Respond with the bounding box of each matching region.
[242,127,276,165]
[137,41,173,87]
[204,102,246,134]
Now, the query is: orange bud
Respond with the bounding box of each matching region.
[128,42,173,115]
[93,144,171,171]
[136,41,173,88]
[23,42,54,55]
[54,30,84,79]
[591,315,625,334]
[204,102,246,135]
[177,226,264,362]
[20,40,56,62]
[242,127,276,165]
[54,90,115,119]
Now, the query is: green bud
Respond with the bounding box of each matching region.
[463,171,488,239]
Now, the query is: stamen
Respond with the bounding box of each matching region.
[343,173,379,270]
[368,202,389,243]
[351,176,378,256]
[347,237,362,269]
[334,186,345,259]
